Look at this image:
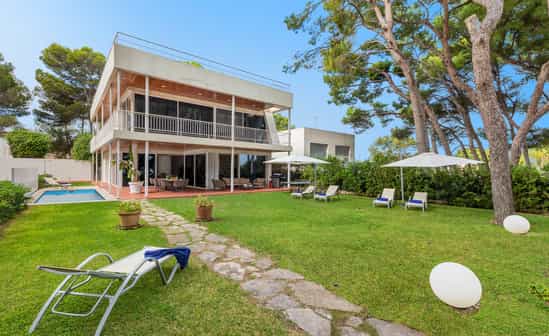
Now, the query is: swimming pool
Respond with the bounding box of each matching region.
[34,189,105,204]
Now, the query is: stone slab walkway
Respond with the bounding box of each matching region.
[140,201,423,336]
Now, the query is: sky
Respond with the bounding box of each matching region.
[1,0,547,160]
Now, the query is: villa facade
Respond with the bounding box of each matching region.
[89,33,293,196]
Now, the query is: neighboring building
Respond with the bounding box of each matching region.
[276,127,355,161]
[89,33,292,195]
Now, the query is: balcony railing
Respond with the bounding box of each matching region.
[116,110,269,144]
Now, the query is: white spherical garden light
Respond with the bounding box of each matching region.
[429,262,482,308]
[503,215,530,234]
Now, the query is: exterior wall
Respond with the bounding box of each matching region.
[276,127,355,161]
[0,137,12,158]
[0,158,91,182]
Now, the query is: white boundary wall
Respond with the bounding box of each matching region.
[0,158,91,181]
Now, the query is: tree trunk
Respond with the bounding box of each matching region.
[465,1,514,224]
[422,102,452,155]
[522,142,531,167]
[430,129,438,153]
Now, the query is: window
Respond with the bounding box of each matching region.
[219,154,237,179]
[214,109,265,129]
[134,94,177,117]
[310,143,328,158]
[179,102,213,122]
[335,145,350,161]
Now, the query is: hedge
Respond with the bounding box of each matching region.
[0,181,27,224]
[71,133,92,160]
[6,128,51,158]
[303,157,549,213]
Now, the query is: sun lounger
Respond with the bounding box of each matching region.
[29,246,191,336]
[291,185,315,199]
[314,185,339,202]
[373,188,395,208]
[405,192,428,211]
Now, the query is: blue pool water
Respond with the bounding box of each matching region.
[35,189,105,204]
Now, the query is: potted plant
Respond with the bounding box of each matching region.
[194,195,214,221]
[118,200,142,229]
[119,151,142,194]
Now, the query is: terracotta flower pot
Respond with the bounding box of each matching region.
[119,211,141,229]
[196,205,213,221]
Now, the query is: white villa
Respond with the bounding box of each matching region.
[90,33,293,196]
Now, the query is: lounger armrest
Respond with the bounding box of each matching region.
[77,252,114,269]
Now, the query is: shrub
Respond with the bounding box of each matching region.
[6,128,51,158]
[194,195,214,208]
[71,133,92,160]
[304,158,547,213]
[118,201,141,214]
[0,181,27,224]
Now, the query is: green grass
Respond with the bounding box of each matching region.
[0,202,291,336]
[153,193,549,336]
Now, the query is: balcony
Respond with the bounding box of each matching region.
[93,110,270,148]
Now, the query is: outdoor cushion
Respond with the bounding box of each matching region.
[409,199,423,204]
[377,197,389,202]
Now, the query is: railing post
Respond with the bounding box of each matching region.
[116,70,121,130]
[145,76,149,133]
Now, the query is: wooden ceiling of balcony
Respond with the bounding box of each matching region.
[120,71,268,112]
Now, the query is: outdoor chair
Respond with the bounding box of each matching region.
[212,179,227,190]
[252,178,265,188]
[314,185,339,202]
[405,192,428,211]
[159,179,169,191]
[373,188,395,208]
[29,246,191,336]
[173,179,188,192]
[291,185,315,199]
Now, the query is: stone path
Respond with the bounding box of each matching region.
[140,201,423,336]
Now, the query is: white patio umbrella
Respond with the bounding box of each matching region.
[264,155,329,187]
[382,152,484,202]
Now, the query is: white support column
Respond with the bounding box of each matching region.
[109,85,113,127]
[108,143,112,194]
[176,99,180,135]
[287,108,292,188]
[116,71,121,130]
[213,106,217,138]
[145,141,149,197]
[130,93,135,132]
[230,96,235,192]
[101,104,104,128]
[116,140,121,198]
[95,150,99,183]
[145,76,149,133]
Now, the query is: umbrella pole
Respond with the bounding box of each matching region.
[400,166,405,204]
[314,164,317,186]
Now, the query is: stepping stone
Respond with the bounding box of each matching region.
[345,316,364,328]
[197,251,218,264]
[265,294,300,310]
[255,257,274,270]
[188,230,206,241]
[163,227,185,235]
[226,247,256,263]
[339,326,370,336]
[213,262,246,281]
[245,265,259,273]
[289,281,362,313]
[241,279,287,300]
[205,243,226,254]
[263,268,304,280]
[366,318,424,336]
[314,308,332,321]
[205,233,229,243]
[285,308,331,336]
[167,234,190,245]
[188,242,208,253]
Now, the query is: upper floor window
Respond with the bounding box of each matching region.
[335,145,350,161]
[310,143,328,158]
[135,94,177,117]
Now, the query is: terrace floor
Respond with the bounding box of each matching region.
[94,181,289,200]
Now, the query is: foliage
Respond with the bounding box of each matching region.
[70,132,92,160]
[119,150,139,182]
[0,53,31,132]
[368,127,415,160]
[303,157,548,213]
[38,174,53,189]
[273,113,294,131]
[6,128,51,158]
[34,43,105,156]
[182,60,203,68]
[194,195,214,208]
[118,200,142,214]
[0,181,27,224]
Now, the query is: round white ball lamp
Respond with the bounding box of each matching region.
[429,262,482,308]
[503,215,530,234]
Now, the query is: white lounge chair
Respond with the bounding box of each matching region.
[405,192,428,212]
[291,185,315,199]
[314,185,339,202]
[373,188,395,208]
[29,246,190,336]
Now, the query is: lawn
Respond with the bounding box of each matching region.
[153,193,549,336]
[0,202,292,336]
